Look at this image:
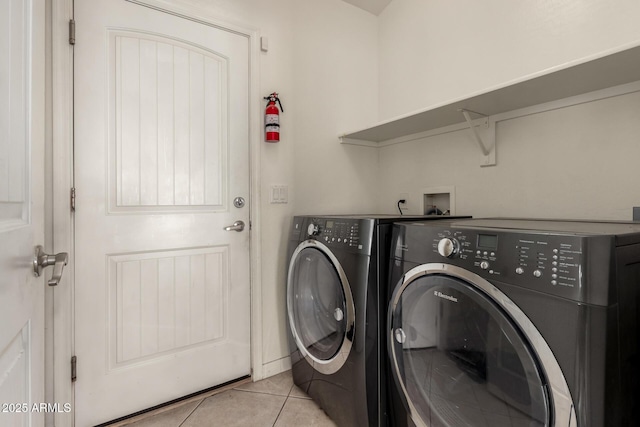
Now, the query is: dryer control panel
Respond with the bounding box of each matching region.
[398,222,613,305]
[302,217,374,255]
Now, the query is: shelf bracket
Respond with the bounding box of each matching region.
[459,109,496,167]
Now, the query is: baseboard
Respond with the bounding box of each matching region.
[261,356,292,380]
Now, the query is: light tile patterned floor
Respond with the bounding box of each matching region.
[109,371,337,427]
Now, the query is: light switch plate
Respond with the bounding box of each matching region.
[270,185,288,204]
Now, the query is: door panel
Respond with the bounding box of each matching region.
[109,31,228,211]
[74,1,250,424]
[0,0,46,426]
[108,247,227,367]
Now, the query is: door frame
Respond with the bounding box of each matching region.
[50,1,263,424]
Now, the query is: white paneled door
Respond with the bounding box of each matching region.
[0,0,46,426]
[74,1,251,425]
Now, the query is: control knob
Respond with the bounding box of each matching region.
[307,223,320,237]
[437,238,460,258]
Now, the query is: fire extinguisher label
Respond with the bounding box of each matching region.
[265,114,279,126]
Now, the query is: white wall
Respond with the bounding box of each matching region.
[378,91,640,219]
[378,0,640,120]
[172,0,378,376]
[376,0,640,221]
[292,2,379,215]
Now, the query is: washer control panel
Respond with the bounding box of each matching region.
[410,226,586,300]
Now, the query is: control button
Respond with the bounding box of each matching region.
[552,261,558,266]
[533,270,542,278]
[483,251,488,256]
[307,223,320,236]
[551,274,558,279]
[490,252,496,257]
[325,237,329,241]
[552,267,557,273]
[437,238,460,258]
[480,261,490,270]
[476,251,481,255]
[553,255,558,260]
[553,249,559,254]
[551,280,557,286]
[515,267,524,275]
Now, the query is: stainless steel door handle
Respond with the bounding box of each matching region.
[224,220,245,232]
[33,245,69,286]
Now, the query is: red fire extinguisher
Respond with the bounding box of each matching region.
[264,92,283,142]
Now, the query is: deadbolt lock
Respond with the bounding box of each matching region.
[233,197,246,208]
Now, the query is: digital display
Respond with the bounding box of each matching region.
[477,234,498,250]
[326,221,334,228]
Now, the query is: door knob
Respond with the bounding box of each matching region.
[33,245,69,286]
[223,220,245,232]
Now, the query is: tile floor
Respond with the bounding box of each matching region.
[108,371,336,427]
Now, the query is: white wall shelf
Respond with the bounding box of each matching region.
[339,43,640,165]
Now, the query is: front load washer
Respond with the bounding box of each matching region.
[286,215,468,427]
[387,218,640,427]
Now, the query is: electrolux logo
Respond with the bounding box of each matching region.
[434,290,458,303]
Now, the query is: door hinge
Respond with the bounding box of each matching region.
[70,187,76,211]
[71,356,77,382]
[69,19,76,45]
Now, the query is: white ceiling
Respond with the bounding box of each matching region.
[342,0,392,16]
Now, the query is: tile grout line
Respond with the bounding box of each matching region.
[272,397,289,427]
[177,398,207,427]
[234,388,291,398]
[271,384,296,427]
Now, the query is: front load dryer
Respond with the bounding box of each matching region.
[387,218,640,427]
[286,215,468,427]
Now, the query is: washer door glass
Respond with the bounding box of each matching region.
[289,247,347,362]
[390,274,550,427]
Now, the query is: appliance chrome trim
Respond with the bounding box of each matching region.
[389,262,577,427]
[287,239,356,375]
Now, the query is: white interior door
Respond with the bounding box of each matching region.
[0,0,46,426]
[74,1,251,425]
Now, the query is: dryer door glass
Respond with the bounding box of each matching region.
[390,274,550,427]
[290,247,347,361]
